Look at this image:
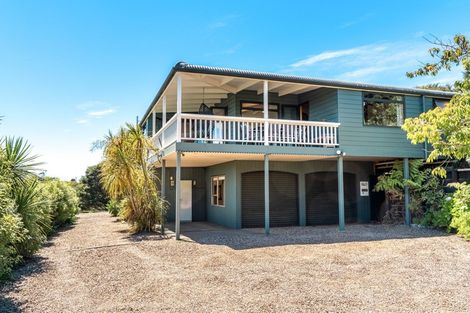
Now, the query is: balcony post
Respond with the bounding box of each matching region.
[160,159,166,234]
[175,151,181,240]
[162,95,167,146]
[263,80,269,146]
[176,75,182,143]
[337,154,345,231]
[152,110,156,137]
[264,154,270,235]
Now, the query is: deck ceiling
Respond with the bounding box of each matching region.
[153,73,321,113]
[159,151,335,167]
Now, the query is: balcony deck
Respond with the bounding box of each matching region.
[153,113,340,151]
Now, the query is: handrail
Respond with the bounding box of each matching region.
[153,113,340,148]
[180,113,340,127]
[153,113,178,140]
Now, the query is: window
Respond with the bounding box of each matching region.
[241,102,279,119]
[282,105,299,120]
[211,176,225,206]
[211,107,227,116]
[363,92,404,127]
[433,99,449,109]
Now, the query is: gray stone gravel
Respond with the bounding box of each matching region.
[1,212,469,313]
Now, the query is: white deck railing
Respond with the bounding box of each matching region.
[153,113,339,150]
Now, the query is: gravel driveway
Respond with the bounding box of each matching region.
[1,212,469,312]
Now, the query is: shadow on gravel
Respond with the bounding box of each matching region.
[120,230,170,242]
[173,223,451,250]
[0,296,22,313]
[0,255,49,312]
[0,223,75,301]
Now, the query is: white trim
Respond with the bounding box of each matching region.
[176,75,182,143]
[211,175,225,207]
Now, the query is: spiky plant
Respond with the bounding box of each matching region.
[100,123,166,232]
[0,137,42,185]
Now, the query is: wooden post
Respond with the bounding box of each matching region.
[176,75,182,143]
[161,159,166,234]
[175,152,181,239]
[298,174,306,226]
[404,158,411,226]
[263,80,269,146]
[264,154,270,235]
[162,95,167,146]
[338,155,345,231]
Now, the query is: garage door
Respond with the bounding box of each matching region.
[305,172,357,225]
[241,171,298,228]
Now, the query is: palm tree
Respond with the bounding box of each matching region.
[100,123,166,232]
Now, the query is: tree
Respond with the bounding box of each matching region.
[403,34,470,240]
[78,164,109,211]
[99,123,167,232]
[403,34,470,176]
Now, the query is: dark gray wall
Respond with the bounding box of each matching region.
[178,160,373,228]
[205,161,238,228]
[158,167,206,222]
[299,88,339,122]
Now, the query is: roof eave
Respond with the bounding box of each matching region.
[140,62,456,125]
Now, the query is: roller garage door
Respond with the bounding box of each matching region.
[241,171,298,228]
[305,172,357,225]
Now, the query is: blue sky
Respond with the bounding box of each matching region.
[0,0,468,180]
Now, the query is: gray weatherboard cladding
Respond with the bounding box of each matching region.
[337,90,425,158]
[299,88,338,122]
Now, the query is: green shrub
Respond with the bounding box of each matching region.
[0,181,25,280]
[41,179,80,228]
[106,199,123,217]
[419,196,453,228]
[13,179,51,257]
[449,183,470,240]
[78,164,109,211]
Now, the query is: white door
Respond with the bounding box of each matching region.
[180,180,192,222]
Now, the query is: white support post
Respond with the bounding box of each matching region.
[162,95,167,146]
[175,152,181,240]
[152,110,156,137]
[263,80,269,146]
[176,76,182,143]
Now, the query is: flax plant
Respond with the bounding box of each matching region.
[100,123,166,232]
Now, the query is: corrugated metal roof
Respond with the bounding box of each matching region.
[140,62,456,125]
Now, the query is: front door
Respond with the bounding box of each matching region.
[181,180,192,222]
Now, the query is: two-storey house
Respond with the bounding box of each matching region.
[140,62,454,239]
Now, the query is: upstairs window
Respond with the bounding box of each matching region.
[363,92,404,127]
[241,102,279,119]
[211,176,225,207]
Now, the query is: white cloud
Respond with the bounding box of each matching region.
[208,14,239,30]
[285,38,462,86]
[290,44,387,68]
[291,48,363,68]
[208,21,227,29]
[338,13,374,29]
[337,66,394,80]
[76,119,89,124]
[87,108,115,117]
[75,100,108,111]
